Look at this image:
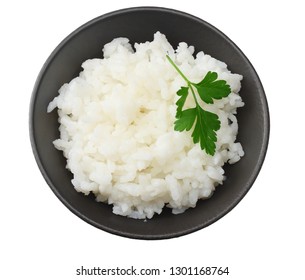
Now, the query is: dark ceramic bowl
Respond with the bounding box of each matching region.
[29,7,269,239]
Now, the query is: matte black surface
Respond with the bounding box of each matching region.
[29,7,269,239]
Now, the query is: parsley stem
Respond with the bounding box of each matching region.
[166,55,190,84]
[189,84,200,106]
[166,55,199,106]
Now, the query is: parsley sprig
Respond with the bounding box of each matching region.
[166,55,231,156]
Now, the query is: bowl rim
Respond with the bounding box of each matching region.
[29,6,270,240]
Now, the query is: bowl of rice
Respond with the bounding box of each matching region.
[29,7,269,239]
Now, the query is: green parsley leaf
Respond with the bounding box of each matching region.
[192,71,231,104]
[166,55,232,156]
[192,107,220,155]
[175,86,189,118]
[174,106,220,155]
[174,108,196,131]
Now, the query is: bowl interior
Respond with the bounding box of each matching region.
[30,7,269,239]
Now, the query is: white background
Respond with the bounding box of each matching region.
[1,0,304,279]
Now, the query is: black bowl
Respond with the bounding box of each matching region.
[29,7,269,239]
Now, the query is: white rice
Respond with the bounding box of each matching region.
[48,32,244,219]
